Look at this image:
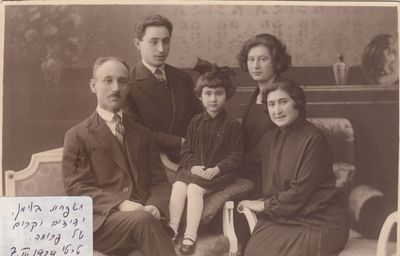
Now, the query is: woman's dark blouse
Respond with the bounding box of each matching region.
[177,110,243,191]
[240,88,276,178]
[260,116,341,220]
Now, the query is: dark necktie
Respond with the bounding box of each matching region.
[113,114,125,147]
[154,68,166,82]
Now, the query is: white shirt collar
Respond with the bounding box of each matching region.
[96,106,123,122]
[142,60,166,76]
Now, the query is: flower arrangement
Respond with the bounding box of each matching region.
[7,6,84,86]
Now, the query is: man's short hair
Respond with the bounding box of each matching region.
[135,14,173,40]
[92,57,130,78]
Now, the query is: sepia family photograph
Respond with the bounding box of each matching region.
[0,1,398,256]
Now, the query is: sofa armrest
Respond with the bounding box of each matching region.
[237,203,258,234]
[159,152,179,172]
[377,211,397,256]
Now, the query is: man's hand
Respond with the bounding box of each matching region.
[202,167,220,180]
[118,200,144,212]
[190,165,205,176]
[239,200,265,213]
[144,205,161,220]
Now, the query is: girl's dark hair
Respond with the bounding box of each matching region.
[263,78,306,117]
[194,64,236,99]
[238,33,291,75]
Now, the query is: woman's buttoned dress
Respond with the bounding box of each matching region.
[244,117,349,256]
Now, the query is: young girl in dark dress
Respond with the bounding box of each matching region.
[240,78,349,256]
[168,65,243,254]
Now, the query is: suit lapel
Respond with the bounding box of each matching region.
[123,119,141,182]
[134,62,170,111]
[88,112,130,176]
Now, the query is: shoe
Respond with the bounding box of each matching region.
[171,231,178,245]
[179,237,196,255]
[162,221,177,240]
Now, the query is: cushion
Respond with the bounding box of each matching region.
[338,238,396,256]
[333,162,355,188]
[201,177,254,224]
[308,118,354,164]
[14,162,66,196]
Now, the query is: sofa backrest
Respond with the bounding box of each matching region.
[4,118,355,196]
[5,148,65,196]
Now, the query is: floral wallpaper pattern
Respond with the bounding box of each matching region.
[5,4,397,78]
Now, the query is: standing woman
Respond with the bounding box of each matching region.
[240,79,349,256]
[237,33,291,194]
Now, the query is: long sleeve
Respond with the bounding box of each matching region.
[264,134,332,217]
[146,131,172,216]
[260,119,338,219]
[124,94,182,153]
[180,118,201,171]
[217,120,243,175]
[62,129,125,218]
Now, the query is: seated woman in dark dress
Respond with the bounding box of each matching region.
[240,78,349,256]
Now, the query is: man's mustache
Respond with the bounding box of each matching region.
[109,93,121,98]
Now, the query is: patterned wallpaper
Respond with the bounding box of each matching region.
[5,4,398,70]
[154,5,398,67]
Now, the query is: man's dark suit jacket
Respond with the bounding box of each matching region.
[62,111,171,232]
[125,62,201,155]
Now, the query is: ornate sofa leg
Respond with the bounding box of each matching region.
[223,201,238,256]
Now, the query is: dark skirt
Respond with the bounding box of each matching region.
[244,203,349,256]
[176,167,236,192]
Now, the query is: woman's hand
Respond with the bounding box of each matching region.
[202,167,220,180]
[118,200,144,212]
[239,200,265,213]
[191,165,205,176]
[144,205,161,220]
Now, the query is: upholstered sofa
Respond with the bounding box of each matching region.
[4,118,396,256]
[4,149,253,256]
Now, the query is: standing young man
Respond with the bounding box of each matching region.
[125,14,202,161]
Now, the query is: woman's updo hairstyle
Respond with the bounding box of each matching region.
[238,33,291,75]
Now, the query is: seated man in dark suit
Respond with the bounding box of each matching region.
[125,14,202,161]
[62,57,176,256]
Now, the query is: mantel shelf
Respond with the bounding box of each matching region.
[237,84,399,92]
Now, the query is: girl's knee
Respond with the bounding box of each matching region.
[187,184,206,196]
[172,181,188,196]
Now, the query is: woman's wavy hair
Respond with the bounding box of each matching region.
[238,33,291,75]
[194,64,236,99]
[262,78,306,118]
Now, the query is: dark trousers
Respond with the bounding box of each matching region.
[94,210,176,256]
